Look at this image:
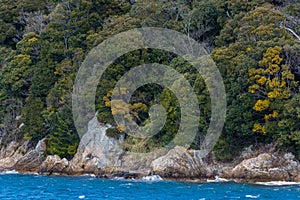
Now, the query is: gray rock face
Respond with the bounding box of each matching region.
[39,155,69,175]
[0,139,46,172]
[120,150,167,174]
[229,153,300,181]
[13,139,46,172]
[151,146,205,178]
[39,116,161,175]
[68,116,124,174]
[0,141,28,170]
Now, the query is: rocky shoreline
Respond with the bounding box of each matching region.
[0,140,300,182]
[1,117,300,182]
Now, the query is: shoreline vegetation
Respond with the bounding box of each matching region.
[0,0,299,183]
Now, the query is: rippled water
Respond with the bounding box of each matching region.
[1,173,300,199]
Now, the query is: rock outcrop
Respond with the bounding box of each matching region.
[121,151,166,173]
[13,139,46,172]
[0,139,46,172]
[38,116,162,176]
[39,155,69,175]
[151,146,205,178]
[0,141,29,170]
[228,153,300,182]
[68,116,124,175]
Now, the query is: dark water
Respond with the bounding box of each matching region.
[1,173,300,200]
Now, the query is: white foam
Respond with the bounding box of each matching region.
[0,170,19,175]
[81,174,96,178]
[141,175,163,181]
[113,176,125,180]
[246,194,260,198]
[207,176,229,183]
[255,181,300,186]
[78,195,85,199]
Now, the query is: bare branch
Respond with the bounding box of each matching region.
[283,26,300,43]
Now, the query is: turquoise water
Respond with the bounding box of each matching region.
[1,174,300,199]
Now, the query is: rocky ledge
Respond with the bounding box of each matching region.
[227,152,300,182]
[1,116,299,182]
[0,139,46,173]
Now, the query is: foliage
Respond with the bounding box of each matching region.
[248,46,297,135]
[44,106,79,160]
[0,0,299,161]
[278,93,300,160]
[21,97,46,142]
[211,1,299,160]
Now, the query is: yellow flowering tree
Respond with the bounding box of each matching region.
[248,46,297,135]
[103,89,148,133]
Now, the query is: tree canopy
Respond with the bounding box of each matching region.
[0,0,299,160]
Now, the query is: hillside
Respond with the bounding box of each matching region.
[0,0,299,166]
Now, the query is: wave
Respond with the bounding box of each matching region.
[254,181,300,186]
[246,194,260,198]
[113,176,125,180]
[141,175,163,181]
[0,170,19,175]
[207,176,230,183]
[81,174,96,178]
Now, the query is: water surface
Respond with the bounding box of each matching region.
[1,173,300,199]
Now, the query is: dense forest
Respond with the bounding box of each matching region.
[0,0,299,161]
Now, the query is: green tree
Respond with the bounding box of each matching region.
[44,106,79,160]
[21,97,46,143]
[278,94,300,159]
[2,54,32,97]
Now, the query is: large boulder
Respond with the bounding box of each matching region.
[119,150,167,175]
[229,153,300,182]
[39,155,69,175]
[151,146,205,178]
[68,116,124,175]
